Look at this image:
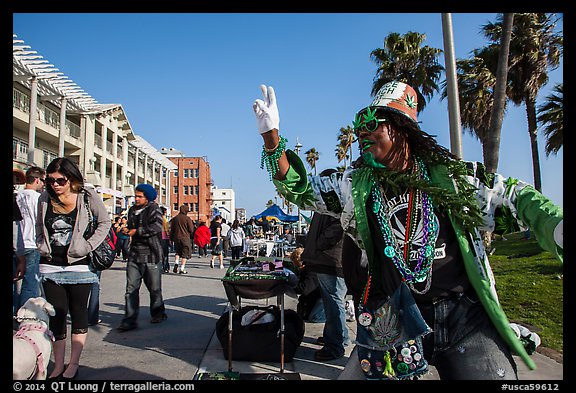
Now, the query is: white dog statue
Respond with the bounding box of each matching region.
[13,297,55,380]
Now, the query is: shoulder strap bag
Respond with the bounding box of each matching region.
[83,192,117,271]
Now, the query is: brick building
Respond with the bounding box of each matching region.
[162,148,212,222]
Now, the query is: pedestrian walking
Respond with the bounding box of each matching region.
[220,218,231,258]
[209,215,224,269]
[115,216,130,262]
[170,204,195,274]
[226,219,246,262]
[14,166,46,309]
[160,207,171,273]
[13,166,26,316]
[194,220,210,258]
[251,82,563,380]
[36,157,109,379]
[117,184,167,332]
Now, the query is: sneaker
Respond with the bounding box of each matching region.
[179,270,188,274]
[88,319,102,326]
[219,265,225,269]
[172,265,179,273]
[210,261,214,268]
[150,313,168,324]
[314,348,343,361]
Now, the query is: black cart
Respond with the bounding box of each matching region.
[221,257,299,373]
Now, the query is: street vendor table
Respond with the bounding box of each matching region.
[221,257,298,372]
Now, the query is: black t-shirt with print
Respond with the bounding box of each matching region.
[41,206,88,266]
[364,186,471,305]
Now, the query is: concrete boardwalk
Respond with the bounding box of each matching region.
[61,253,562,381]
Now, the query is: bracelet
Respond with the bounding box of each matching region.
[264,139,281,153]
[260,136,287,180]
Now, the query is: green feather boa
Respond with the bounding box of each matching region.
[358,152,484,232]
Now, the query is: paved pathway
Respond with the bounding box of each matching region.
[55,253,562,381]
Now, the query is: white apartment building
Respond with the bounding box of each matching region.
[211,186,235,223]
[13,34,176,216]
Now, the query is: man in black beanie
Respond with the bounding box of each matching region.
[117,184,167,331]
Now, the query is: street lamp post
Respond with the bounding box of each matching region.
[294,138,302,234]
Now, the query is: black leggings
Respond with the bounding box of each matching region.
[42,279,92,340]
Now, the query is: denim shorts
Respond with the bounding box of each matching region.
[41,270,99,285]
[211,238,222,255]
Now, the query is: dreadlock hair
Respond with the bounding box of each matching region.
[384,109,458,165]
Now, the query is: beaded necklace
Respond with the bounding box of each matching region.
[370,157,439,294]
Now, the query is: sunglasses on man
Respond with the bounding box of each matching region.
[353,107,389,137]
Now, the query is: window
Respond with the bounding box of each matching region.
[173,170,178,177]
[192,168,199,178]
[173,186,178,194]
[194,185,199,195]
[184,186,189,195]
[173,203,178,211]
[184,169,189,178]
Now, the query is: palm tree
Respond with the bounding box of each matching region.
[442,54,499,165]
[537,83,563,156]
[305,147,320,175]
[335,144,349,168]
[335,125,355,168]
[370,31,444,113]
[482,13,563,192]
[485,13,514,173]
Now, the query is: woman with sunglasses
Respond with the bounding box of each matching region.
[36,157,110,380]
[252,82,563,380]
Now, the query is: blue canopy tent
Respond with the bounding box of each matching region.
[253,204,298,223]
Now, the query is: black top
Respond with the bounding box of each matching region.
[210,221,222,238]
[300,212,345,277]
[41,206,88,266]
[365,187,471,304]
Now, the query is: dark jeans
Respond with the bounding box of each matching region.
[161,239,170,271]
[198,245,208,256]
[231,245,242,260]
[121,258,166,327]
[87,271,101,325]
[418,290,518,380]
[19,249,42,309]
[116,237,129,261]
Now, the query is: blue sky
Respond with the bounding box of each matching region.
[13,13,563,217]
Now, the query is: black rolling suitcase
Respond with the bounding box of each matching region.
[216,304,305,362]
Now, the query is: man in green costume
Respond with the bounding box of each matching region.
[252,81,563,380]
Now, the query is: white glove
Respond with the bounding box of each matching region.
[252,84,280,134]
[553,219,563,249]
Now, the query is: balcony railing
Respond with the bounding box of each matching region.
[66,120,81,138]
[13,89,30,113]
[14,88,81,140]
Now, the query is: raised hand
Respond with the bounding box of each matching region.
[253,84,280,134]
